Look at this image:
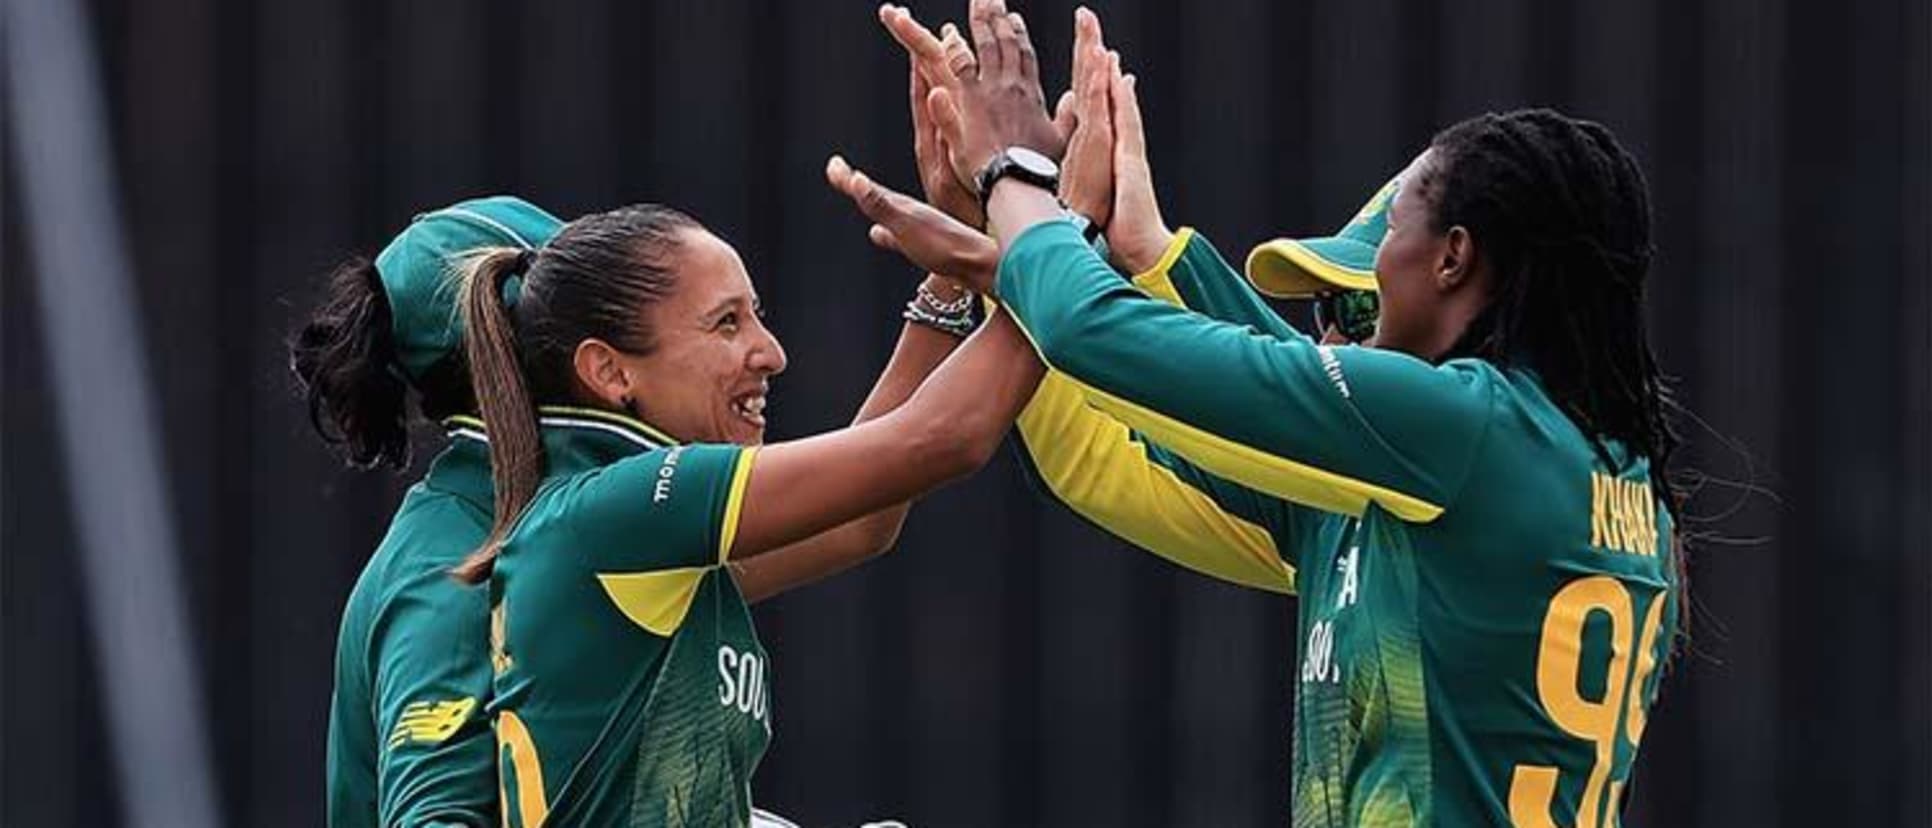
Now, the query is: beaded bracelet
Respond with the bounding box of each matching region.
[903,296,978,338]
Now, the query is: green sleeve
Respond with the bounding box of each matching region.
[370,564,497,827]
[1125,226,1327,548]
[561,443,757,573]
[1013,227,1329,589]
[327,627,378,827]
[998,220,1495,523]
[1131,227,1299,341]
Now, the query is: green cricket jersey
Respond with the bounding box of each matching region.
[480,407,769,828]
[1001,222,1679,828]
[1014,228,1312,596]
[327,430,498,828]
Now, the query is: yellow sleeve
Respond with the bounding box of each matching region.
[1017,369,1297,593]
[1024,231,1295,592]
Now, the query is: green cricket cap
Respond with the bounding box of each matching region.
[1244,175,1399,297]
[373,196,563,380]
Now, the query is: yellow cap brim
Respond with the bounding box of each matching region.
[1243,238,1379,298]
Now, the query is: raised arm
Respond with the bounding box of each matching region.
[727,308,1042,557]
[1016,368,1301,592]
[1133,228,1299,341]
[724,50,997,602]
[727,287,965,602]
[1015,229,1322,592]
[824,22,1320,590]
[909,6,1492,521]
[996,217,1495,521]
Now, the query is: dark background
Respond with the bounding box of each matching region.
[5,0,1929,825]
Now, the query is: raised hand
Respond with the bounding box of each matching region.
[826,155,1001,293]
[908,53,983,229]
[922,0,1066,189]
[881,6,987,229]
[1104,67,1175,273]
[1058,8,1116,227]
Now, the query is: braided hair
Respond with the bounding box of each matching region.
[1420,108,1688,612]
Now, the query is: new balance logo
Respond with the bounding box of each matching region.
[387,697,476,750]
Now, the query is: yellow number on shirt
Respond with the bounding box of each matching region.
[497,710,549,828]
[1508,576,1665,828]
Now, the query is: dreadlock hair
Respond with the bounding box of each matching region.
[450,204,700,584]
[1422,108,1688,627]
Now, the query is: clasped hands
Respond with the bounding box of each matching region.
[825,0,1176,297]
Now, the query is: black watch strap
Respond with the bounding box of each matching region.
[975,148,1060,211]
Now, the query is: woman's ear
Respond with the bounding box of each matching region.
[571,338,633,409]
[1436,225,1478,292]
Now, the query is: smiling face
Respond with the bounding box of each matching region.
[579,227,788,445]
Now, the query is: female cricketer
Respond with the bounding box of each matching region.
[448,203,1042,827]
[294,196,563,828]
[865,4,1392,598]
[900,2,1687,824]
[295,195,961,826]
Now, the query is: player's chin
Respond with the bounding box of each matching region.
[719,408,767,446]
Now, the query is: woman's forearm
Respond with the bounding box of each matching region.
[727,308,1044,560]
[733,309,961,603]
[984,179,1070,284]
[921,309,1046,468]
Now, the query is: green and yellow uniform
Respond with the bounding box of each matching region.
[326,196,562,828]
[1013,180,1398,597]
[1001,221,1678,828]
[483,408,768,828]
[328,431,498,827]
[1014,227,1306,595]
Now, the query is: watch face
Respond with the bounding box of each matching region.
[1009,146,1059,177]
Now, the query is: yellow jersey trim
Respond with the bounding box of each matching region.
[718,446,759,563]
[1019,370,1295,592]
[1080,382,1444,522]
[1000,301,1443,524]
[1127,227,1197,300]
[597,567,709,637]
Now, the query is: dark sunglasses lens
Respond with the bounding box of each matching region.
[1338,291,1380,340]
[1313,291,1379,342]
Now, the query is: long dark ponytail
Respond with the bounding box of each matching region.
[450,204,699,583]
[450,248,544,584]
[290,257,412,468]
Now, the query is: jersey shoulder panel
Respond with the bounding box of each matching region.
[530,443,753,574]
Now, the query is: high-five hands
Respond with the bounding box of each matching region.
[1058,8,1118,231]
[881,0,1064,192]
[904,27,984,230]
[843,2,1172,291]
[826,155,1000,293]
[1100,54,1175,274]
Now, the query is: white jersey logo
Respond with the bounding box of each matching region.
[717,644,772,730]
[652,447,686,504]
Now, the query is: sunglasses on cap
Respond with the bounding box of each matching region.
[1311,289,1380,344]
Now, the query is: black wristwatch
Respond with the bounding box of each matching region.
[974,147,1060,211]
